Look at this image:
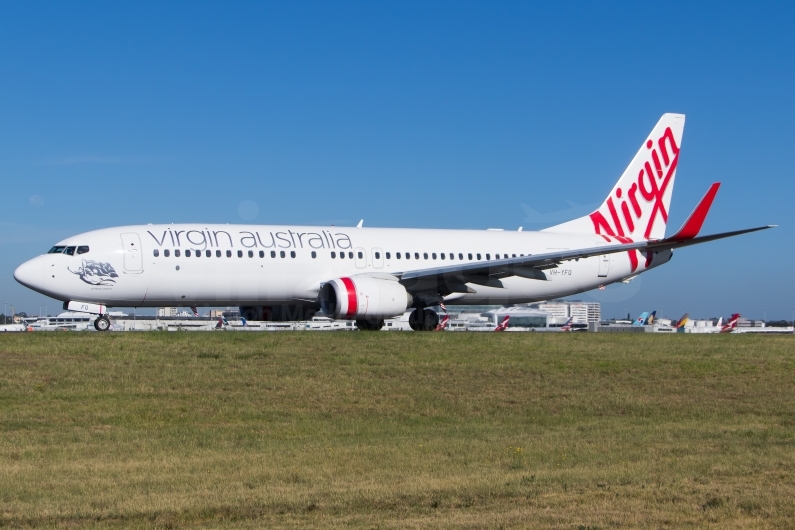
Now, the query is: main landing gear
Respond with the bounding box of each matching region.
[356,318,385,331]
[408,306,439,331]
[94,315,111,332]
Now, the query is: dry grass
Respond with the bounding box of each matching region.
[0,332,794,528]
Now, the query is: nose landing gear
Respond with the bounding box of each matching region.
[94,315,111,332]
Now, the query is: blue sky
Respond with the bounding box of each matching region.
[1,1,793,320]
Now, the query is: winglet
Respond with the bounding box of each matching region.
[668,183,720,241]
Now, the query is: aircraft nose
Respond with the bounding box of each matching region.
[14,258,44,290]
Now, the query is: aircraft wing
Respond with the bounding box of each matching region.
[396,183,773,296]
[396,225,771,295]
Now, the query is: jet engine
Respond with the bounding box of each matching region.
[320,276,412,320]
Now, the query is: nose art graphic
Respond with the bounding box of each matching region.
[68,260,119,286]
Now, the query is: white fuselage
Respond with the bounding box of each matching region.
[14,223,670,310]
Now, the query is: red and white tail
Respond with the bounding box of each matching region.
[720,313,740,333]
[544,113,686,242]
[494,315,510,332]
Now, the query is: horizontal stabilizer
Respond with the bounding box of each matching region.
[668,183,720,241]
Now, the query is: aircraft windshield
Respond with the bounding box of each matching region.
[48,245,89,254]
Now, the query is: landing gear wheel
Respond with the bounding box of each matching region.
[409,308,439,331]
[356,318,384,331]
[94,315,111,332]
[423,311,439,331]
[409,309,421,331]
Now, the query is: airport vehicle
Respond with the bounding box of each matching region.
[26,311,95,331]
[14,114,772,331]
[0,324,27,332]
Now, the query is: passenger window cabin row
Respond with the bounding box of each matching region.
[153,249,303,259]
[378,252,521,261]
[152,249,524,261]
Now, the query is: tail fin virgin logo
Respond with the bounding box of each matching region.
[591,126,680,271]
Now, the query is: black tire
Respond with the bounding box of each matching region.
[423,311,439,331]
[94,315,110,332]
[408,309,421,331]
[356,318,384,331]
[409,309,438,331]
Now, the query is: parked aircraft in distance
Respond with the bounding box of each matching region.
[14,114,773,331]
[675,313,690,331]
[720,313,741,333]
[633,310,657,326]
[560,316,574,332]
[494,315,511,332]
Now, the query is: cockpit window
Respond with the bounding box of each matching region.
[49,245,88,254]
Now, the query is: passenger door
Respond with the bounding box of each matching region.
[120,233,143,272]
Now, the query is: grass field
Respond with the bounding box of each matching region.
[1,332,794,529]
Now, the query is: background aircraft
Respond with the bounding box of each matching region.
[720,313,741,333]
[633,310,656,326]
[494,315,511,332]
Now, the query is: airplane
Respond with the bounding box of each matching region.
[633,310,656,326]
[494,315,511,332]
[720,313,741,333]
[675,313,689,332]
[560,316,574,331]
[14,114,774,332]
[434,314,450,331]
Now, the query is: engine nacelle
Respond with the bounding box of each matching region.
[320,276,412,320]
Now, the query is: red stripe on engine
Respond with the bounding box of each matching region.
[340,277,357,318]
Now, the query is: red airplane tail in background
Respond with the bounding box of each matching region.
[720,313,741,333]
[495,315,510,332]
